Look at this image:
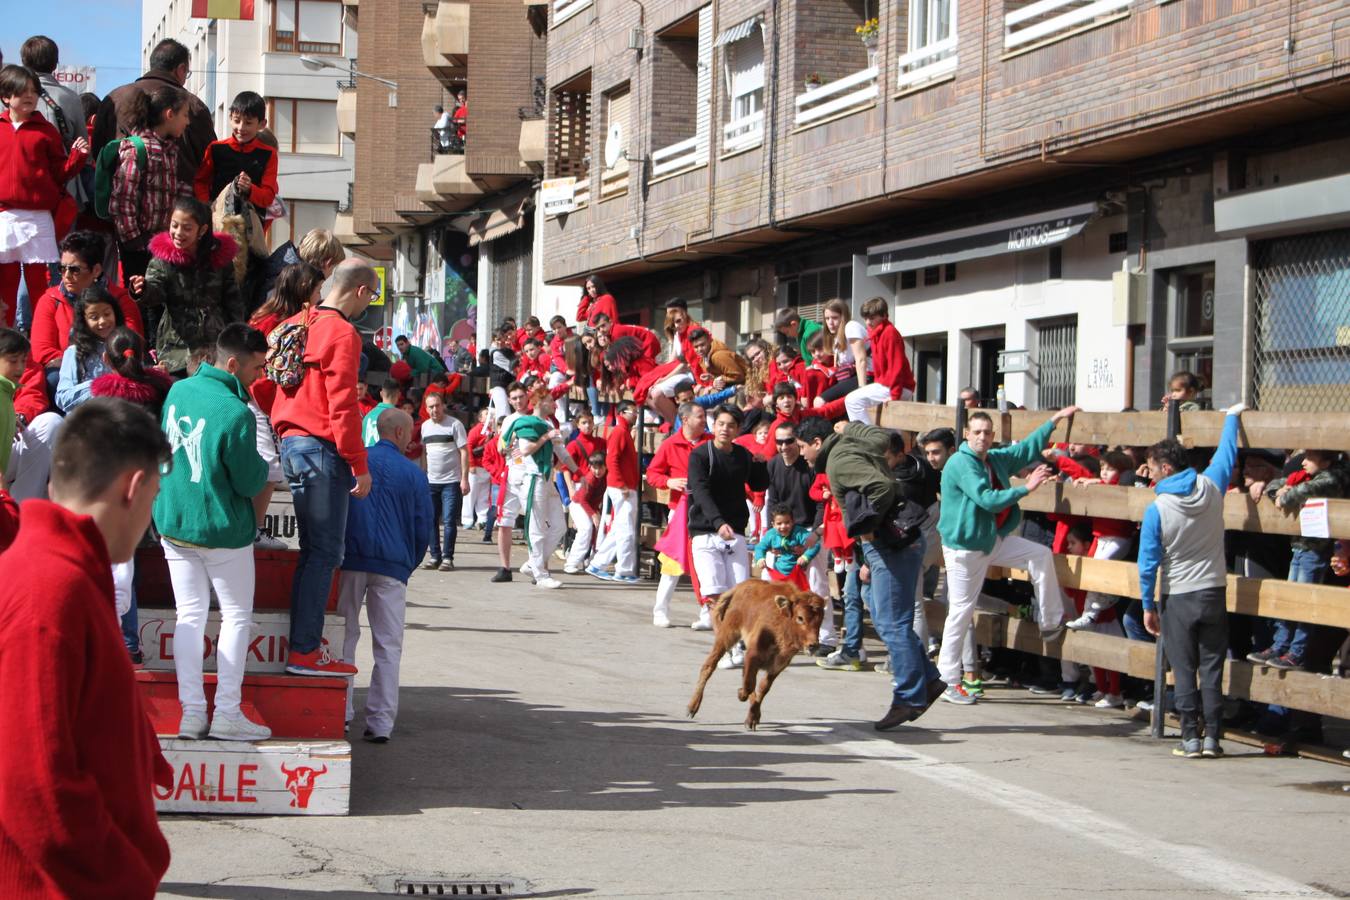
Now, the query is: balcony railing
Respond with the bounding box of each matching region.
[795,66,879,127]
[1004,0,1131,51]
[896,35,958,90]
[722,110,764,154]
[432,123,466,155]
[651,136,705,178]
[553,0,591,25]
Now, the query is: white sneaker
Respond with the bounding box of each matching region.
[178,710,209,740]
[535,576,562,589]
[691,606,713,631]
[208,711,272,742]
[1094,693,1124,709]
[1065,610,1098,630]
[254,530,287,550]
[520,561,537,577]
[563,564,583,575]
[653,613,673,628]
[717,642,746,669]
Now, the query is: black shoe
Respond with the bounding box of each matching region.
[490,567,512,583]
[922,677,947,711]
[129,649,144,665]
[874,704,918,732]
[810,644,837,658]
[362,728,389,744]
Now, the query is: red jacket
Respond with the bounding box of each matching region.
[802,362,831,405]
[0,111,86,212]
[567,431,605,478]
[572,473,607,516]
[269,307,369,477]
[1053,456,1135,540]
[193,135,279,209]
[578,292,618,325]
[646,428,710,509]
[0,491,17,552]
[548,329,572,371]
[0,500,171,899]
[611,323,661,362]
[868,319,915,398]
[15,358,51,421]
[605,423,639,490]
[768,397,846,447]
[516,353,550,383]
[467,422,489,470]
[30,284,145,367]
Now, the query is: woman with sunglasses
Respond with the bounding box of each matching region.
[29,230,145,399]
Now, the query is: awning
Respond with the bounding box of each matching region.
[715,16,761,46]
[1214,172,1350,239]
[467,185,535,247]
[866,202,1098,276]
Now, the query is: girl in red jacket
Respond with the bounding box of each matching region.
[1058,449,1138,630]
[0,65,89,327]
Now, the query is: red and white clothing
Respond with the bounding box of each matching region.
[578,291,618,326]
[844,318,916,422]
[462,422,493,528]
[588,423,639,577]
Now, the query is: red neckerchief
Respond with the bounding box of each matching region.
[986,459,1011,530]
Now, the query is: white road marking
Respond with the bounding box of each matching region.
[788,724,1333,899]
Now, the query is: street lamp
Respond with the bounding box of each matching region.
[300,55,399,106]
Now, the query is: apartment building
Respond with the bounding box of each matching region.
[541,0,1350,413]
[332,0,566,358]
[141,0,357,250]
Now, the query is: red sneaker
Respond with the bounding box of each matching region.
[286,646,357,676]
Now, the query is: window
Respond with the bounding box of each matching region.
[720,21,765,152]
[900,270,917,290]
[1108,230,1128,254]
[1165,264,1216,406]
[270,199,339,252]
[269,99,339,154]
[600,85,630,199]
[550,72,592,207]
[271,0,344,54]
[1048,246,1063,280]
[923,265,940,286]
[898,0,958,90]
[1034,317,1077,409]
[651,9,711,179]
[776,263,853,322]
[944,262,957,282]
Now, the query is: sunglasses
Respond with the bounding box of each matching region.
[776,438,796,445]
[57,264,87,275]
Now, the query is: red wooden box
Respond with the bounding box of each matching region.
[137,670,348,740]
[136,546,339,612]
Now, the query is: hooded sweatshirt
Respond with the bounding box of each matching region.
[1136,413,1240,610]
[937,417,1060,552]
[1265,459,1350,555]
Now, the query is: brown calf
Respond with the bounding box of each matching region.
[686,579,827,730]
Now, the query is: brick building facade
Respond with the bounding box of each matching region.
[541,0,1350,412]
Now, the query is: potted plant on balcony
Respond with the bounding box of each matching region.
[856,18,880,50]
[804,72,823,91]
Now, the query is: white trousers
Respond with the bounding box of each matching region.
[112,560,135,619]
[525,475,566,578]
[163,541,255,717]
[489,385,510,419]
[338,570,406,737]
[939,534,1067,686]
[691,532,749,597]
[844,382,914,423]
[462,468,492,527]
[806,550,837,644]
[1082,534,1132,615]
[565,501,597,570]
[6,411,63,500]
[589,487,638,577]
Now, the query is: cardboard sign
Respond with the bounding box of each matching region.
[1300,497,1330,539]
[154,739,349,815]
[138,610,345,674]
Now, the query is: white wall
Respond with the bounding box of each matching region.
[893,215,1131,412]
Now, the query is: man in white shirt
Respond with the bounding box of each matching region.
[420,393,469,572]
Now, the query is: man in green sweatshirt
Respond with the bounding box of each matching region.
[154,324,271,743]
[935,405,1079,703]
[395,335,446,379]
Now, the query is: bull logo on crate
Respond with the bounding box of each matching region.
[280,763,328,809]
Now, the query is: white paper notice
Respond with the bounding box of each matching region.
[1299,498,1330,539]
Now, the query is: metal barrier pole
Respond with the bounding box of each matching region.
[1151,400,1183,739]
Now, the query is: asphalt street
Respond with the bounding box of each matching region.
[158,538,1350,899]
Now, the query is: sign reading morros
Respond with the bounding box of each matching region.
[541,177,578,216]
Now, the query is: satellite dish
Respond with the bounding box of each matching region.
[604,121,625,168]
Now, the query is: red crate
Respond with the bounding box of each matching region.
[135,546,339,612]
[137,670,348,741]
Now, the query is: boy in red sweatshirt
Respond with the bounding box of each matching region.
[193,91,279,221]
[1058,449,1139,629]
[0,399,172,899]
[269,259,378,676]
[585,401,640,583]
[844,296,916,422]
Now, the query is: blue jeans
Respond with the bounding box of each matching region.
[281,436,351,654]
[1123,597,1155,643]
[840,559,872,658]
[429,481,463,562]
[120,588,139,654]
[861,537,939,708]
[1269,548,1328,660]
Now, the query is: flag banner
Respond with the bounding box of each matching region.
[191,0,255,20]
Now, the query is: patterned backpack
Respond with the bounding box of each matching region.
[265,310,314,388]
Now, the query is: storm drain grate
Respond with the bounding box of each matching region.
[391,878,523,896]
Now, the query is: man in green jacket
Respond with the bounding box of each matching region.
[395,335,446,379]
[773,308,822,361]
[154,324,271,743]
[935,405,1079,703]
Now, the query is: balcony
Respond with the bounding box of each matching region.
[333,211,366,247]
[336,85,356,137]
[423,0,469,84]
[416,154,482,211]
[651,136,705,179]
[518,118,545,168]
[794,66,878,128]
[722,110,764,154]
[553,0,590,26]
[896,36,958,91]
[1004,0,1131,52]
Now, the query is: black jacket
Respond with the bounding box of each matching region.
[687,442,769,536]
[767,454,821,528]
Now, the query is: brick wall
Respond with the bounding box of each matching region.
[649,35,698,152]
[791,0,868,86]
[466,0,546,179]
